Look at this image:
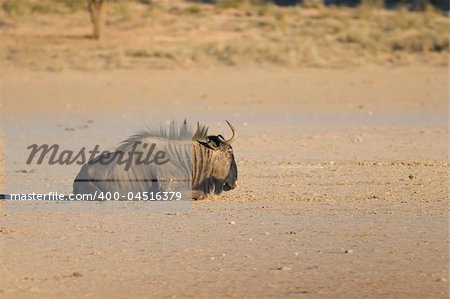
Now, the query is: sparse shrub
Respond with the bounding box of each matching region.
[301,0,324,8]
[142,2,161,18]
[125,49,152,57]
[185,5,203,14]
[354,3,374,19]
[360,0,384,7]
[1,0,57,17]
[2,0,86,18]
[390,30,449,52]
[30,2,54,14]
[114,0,131,21]
[255,3,272,16]
[216,0,247,9]
[2,0,31,17]
[56,0,85,13]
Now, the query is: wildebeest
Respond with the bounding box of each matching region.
[73,121,237,200]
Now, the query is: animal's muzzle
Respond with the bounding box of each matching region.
[223,181,237,191]
[223,159,238,191]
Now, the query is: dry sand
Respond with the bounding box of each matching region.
[0,66,448,298]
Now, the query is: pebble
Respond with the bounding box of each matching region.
[344,249,354,254]
[229,221,236,225]
[354,137,363,143]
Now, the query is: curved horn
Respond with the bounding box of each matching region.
[224,120,236,144]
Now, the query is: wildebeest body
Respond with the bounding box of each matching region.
[73,121,237,200]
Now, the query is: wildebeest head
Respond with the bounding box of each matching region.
[193,120,238,195]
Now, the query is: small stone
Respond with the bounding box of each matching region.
[408,174,414,180]
[72,272,82,277]
[344,249,354,254]
[229,221,236,225]
[280,266,291,271]
[353,136,363,143]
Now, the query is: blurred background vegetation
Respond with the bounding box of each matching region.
[1,0,448,14]
[0,0,448,70]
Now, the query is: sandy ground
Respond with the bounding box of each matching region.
[0,66,448,298]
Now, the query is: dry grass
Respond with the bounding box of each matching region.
[0,0,448,70]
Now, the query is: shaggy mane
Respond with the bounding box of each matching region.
[116,120,208,152]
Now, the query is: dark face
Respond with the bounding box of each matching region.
[223,156,237,191]
[204,135,238,192]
